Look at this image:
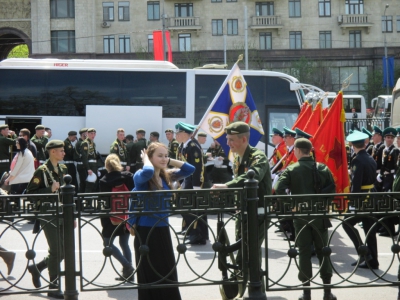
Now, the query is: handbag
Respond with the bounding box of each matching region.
[110,184,129,225]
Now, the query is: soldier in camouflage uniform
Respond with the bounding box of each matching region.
[31,125,48,166]
[74,128,88,193]
[0,124,16,177]
[109,128,130,171]
[26,140,69,299]
[165,129,179,160]
[64,131,78,193]
[81,128,98,193]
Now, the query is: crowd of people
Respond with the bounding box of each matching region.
[1,120,400,300]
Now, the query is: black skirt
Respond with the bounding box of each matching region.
[134,226,181,300]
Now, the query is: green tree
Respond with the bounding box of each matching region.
[7,44,29,58]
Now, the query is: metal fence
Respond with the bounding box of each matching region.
[1,172,400,300]
[344,118,390,135]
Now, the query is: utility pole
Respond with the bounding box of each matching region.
[384,3,389,94]
[162,0,167,61]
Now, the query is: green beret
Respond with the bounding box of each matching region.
[361,127,372,138]
[198,132,207,137]
[87,128,96,133]
[45,139,64,150]
[295,128,312,140]
[68,131,77,136]
[294,138,312,151]
[0,124,9,131]
[383,127,397,137]
[165,128,174,133]
[283,127,296,137]
[79,128,88,134]
[346,131,368,143]
[35,125,45,130]
[372,126,382,136]
[150,131,159,138]
[175,122,195,134]
[225,121,250,135]
[270,127,284,138]
[136,128,146,134]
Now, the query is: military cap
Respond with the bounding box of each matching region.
[0,124,9,131]
[136,128,146,134]
[68,131,77,136]
[198,132,207,137]
[294,138,312,151]
[383,127,397,137]
[45,139,64,150]
[79,128,88,134]
[361,127,372,138]
[295,128,312,140]
[126,134,134,140]
[175,122,196,134]
[225,122,250,135]
[346,131,368,144]
[269,127,284,138]
[150,131,160,138]
[372,126,383,136]
[165,128,174,133]
[283,127,296,137]
[87,128,96,133]
[35,125,45,130]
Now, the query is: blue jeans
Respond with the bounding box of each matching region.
[103,233,132,267]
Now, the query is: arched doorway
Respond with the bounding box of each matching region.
[0,27,31,60]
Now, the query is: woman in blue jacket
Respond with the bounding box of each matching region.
[129,142,195,300]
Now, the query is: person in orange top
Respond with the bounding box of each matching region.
[269,128,287,171]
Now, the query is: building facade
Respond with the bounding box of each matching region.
[0,0,399,96]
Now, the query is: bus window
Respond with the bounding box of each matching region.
[266,106,299,146]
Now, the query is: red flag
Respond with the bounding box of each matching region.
[311,92,350,209]
[303,101,323,136]
[153,30,173,62]
[292,101,312,130]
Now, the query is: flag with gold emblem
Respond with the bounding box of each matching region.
[197,62,264,159]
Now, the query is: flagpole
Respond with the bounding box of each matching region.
[194,54,244,136]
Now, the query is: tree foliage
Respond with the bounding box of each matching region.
[7,44,29,58]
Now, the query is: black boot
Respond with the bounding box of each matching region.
[122,264,135,282]
[298,282,311,300]
[27,259,47,288]
[47,275,64,299]
[322,278,337,300]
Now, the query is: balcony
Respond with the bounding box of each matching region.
[250,16,283,35]
[337,14,373,34]
[167,17,202,36]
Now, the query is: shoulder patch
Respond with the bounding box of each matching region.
[195,158,200,163]
[33,177,41,185]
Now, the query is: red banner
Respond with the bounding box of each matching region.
[153,30,172,62]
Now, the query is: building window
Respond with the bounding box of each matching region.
[397,16,400,32]
[382,15,393,32]
[148,34,154,52]
[226,0,237,2]
[318,0,330,17]
[349,30,361,48]
[319,31,331,48]
[212,19,223,36]
[227,19,238,35]
[103,2,114,21]
[289,0,301,17]
[179,33,191,51]
[256,2,274,16]
[259,32,272,50]
[119,35,130,53]
[50,0,75,18]
[175,3,193,17]
[211,0,222,2]
[147,2,160,20]
[104,35,115,53]
[289,31,302,49]
[345,0,363,14]
[118,1,130,21]
[51,30,75,53]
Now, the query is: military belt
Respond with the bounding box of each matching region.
[120,162,127,166]
[0,159,9,162]
[76,162,83,165]
[361,184,374,190]
[384,170,395,175]
[88,159,97,163]
[98,167,106,171]
[214,165,227,169]
[64,161,74,164]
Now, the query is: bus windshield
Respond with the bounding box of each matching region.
[373,96,388,118]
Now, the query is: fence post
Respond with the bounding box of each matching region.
[60,175,79,300]
[242,170,267,300]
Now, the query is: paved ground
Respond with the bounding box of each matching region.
[0,215,399,300]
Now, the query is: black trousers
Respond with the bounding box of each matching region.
[65,163,78,194]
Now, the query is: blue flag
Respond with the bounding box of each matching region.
[197,63,264,160]
[383,56,395,88]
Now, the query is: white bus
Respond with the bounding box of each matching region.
[371,95,392,118]
[0,58,305,155]
[324,92,367,119]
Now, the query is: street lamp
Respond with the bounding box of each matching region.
[384,3,389,95]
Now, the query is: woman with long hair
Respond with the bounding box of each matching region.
[129,142,195,300]
[5,137,35,194]
[99,154,134,281]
